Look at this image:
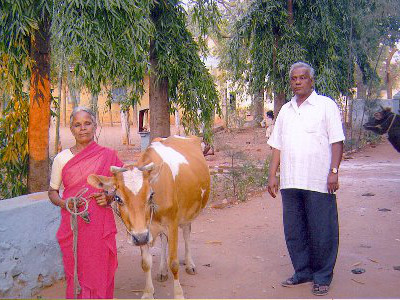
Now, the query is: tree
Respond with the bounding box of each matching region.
[148,0,221,142]
[0,0,151,194]
[225,0,388,116]
[0,1,52,193]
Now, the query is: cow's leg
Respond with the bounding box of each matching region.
[169,224,184,298]
[140,244,154,299]
[156,232,169,282]
[182,223,196,275]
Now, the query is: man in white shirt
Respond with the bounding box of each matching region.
[267,62,345,296]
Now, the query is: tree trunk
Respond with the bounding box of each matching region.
[253,89,264,125]
[132,102,138,129]
[356,65,367,99]
[274,92,286,118]
[63,72,67,126]
[55,57,63,154]
[109,102,113,127]
[67,66,78,109]
[272,33,286,119]
[288,0,293,25]
[28,18,51,193]
[90,93,99,123]
[120,109,131,145]
[224,86,229,128]
[386,47,397,99]
[149,40,170,141]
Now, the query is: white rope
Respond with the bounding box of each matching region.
[65,188,89,299]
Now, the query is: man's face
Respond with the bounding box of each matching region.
[290,67,314,99]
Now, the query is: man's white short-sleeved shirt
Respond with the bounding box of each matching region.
[267,91,345,193]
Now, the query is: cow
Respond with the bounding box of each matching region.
[87,135,210,298]
[363,107,400,152]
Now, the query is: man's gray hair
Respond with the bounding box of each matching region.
[70,106,97,126]
[289,62,315,80]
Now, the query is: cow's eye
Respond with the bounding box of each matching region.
[114,195,124,205]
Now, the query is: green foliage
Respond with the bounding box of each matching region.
[0,94,29,199]
[151,0,220,143]
[223,0,393,102]
[224,0,305,96]
[52,0,152,103]
[187,0,221,55]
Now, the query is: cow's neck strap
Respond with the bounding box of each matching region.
[109,190,157,245]
[385,113,397,135]
[148,191,157,226]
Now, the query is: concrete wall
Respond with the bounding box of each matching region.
[0,192,64,298]
[351,99,400,129]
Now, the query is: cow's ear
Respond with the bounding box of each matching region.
[87,174,114,189]
[384,107,392,112]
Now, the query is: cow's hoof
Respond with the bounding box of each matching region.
[185,267,196,275]
[156,273,168,282]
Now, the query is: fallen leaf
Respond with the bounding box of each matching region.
[202,263,211,267]
[351,279,365,285]
[361,192,375,197]
[368,258,379,263]
[352,262,362,267]
[205,240,222,245]
[378,208,391,212]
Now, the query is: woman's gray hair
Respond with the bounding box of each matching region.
[289,62,315,80]
[70,106,97,126]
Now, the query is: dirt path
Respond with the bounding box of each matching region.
[40,129,400,299]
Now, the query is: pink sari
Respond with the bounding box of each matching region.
[56,142,123,299]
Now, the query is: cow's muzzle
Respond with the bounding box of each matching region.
[131,230,150,246]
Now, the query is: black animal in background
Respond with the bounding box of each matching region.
[363,107,400,152]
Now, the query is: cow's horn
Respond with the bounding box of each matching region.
[110,166,128,173]
[138,162,155,171]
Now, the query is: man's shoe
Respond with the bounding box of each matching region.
[281,277,312,287]
[312,283,329,296]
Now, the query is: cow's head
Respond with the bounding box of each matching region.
[87,163,161,246]
[363,107,394,135]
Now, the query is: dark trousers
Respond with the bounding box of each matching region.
[280,188,339,285]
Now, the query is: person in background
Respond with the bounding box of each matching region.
[48,107,123,299]
[267,62,345,296]
[261,110,275,139]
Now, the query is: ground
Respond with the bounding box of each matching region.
[38,124,400,299]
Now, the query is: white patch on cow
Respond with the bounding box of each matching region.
[122,168,143,195]
[173,135,188,139]
[150,142,188,180]
[201,188,206,198]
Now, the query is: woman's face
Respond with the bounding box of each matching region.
[70,111,96,144]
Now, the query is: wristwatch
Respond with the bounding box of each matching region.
[330,167,338,174]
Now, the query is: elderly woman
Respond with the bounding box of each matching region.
[48,107,123,299]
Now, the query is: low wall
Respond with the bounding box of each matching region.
[0,192,64,298]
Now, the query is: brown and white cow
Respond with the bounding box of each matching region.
[87,135,210,298]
